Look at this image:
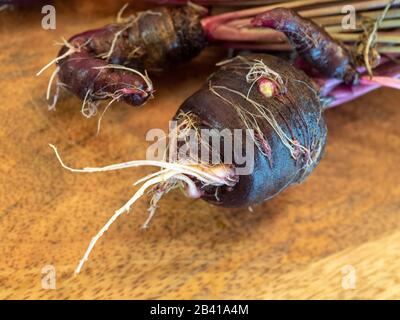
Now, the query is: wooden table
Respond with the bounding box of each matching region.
[1,1,400,300]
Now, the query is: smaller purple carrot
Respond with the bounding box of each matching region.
[251,8,359,85]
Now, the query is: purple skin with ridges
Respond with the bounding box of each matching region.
[57,6,206,107]
[57,48,150,107]
[54,6,362,109]
[177,54,327,207]
[251,8,359,85]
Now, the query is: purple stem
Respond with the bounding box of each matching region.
[326,61,400,108]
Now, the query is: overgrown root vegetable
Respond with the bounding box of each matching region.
[39,6,206,113]
[177,54,326,207]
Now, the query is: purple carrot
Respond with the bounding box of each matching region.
[251,8,359,84]
[39,6,206,111]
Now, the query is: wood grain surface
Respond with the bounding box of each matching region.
[0,1,399,300]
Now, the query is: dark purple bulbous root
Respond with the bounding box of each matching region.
[176,54,327,207]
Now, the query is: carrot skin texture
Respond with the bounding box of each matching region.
[57,6,206,107]
[252,8,358,85]
[57,51,148,106]
[177,54,327,207]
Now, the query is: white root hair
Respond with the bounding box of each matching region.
[217,56,286,98]
[36,37,87,76]
[211,57,312,161]
[93,64,153,94]
[96,90,125,135]
[363,0,395,76]
[50,144,235,186]
[74,172,169,275]
[38,37,91,110]
[116,3,130,23]
[46,66,61,111]
[169,111,221,165]
[141,173,199,230]
[101,22,134,62]
[187,1,208,15]
[210,84,310,161]
[215,57,237,67]
[101,8,162,61]
[49,144,235,274]
[243,58,285,98]
[81,90,99,118]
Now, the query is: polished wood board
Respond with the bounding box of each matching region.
[0,2,399,299]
